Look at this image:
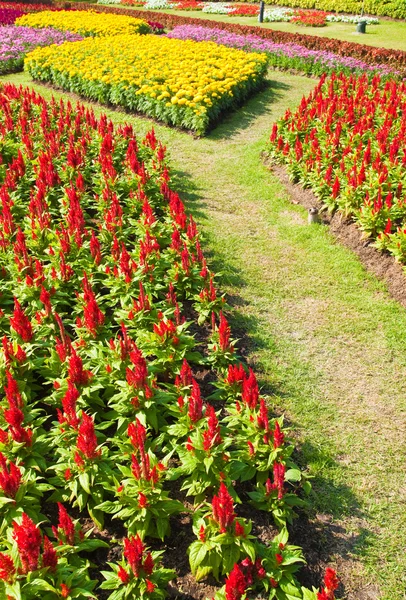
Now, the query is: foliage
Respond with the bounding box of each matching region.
[76,3,406,73]
[15,9,150,36]
[267,73,406,264]
[24,34,268,135]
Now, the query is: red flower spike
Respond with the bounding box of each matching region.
[57,503,75,545]
[234,521,245,537]
[143,552,154,575]
[324,568,339,592]
[68,349,90,386]
[12,513,42,574]
[188,380,203,423]
[212,483,235,533]
[0,553,15,583]
[242,368,259,409]
[118,565,130,584]
[273,462,286,500]
[0,453,22,498]
[218,312,232,352]
[257,399,269,433]
[76,413,100,460]
[10,299,33,342]
[123,535,145,577]
[42,536,57,571]
[146,579,155,594]
[60,583,71,598]
[203,405,222,451]
[275,553,283,565]
[273,421,284,449]
[225,564,247,600]
[199,525,206,541]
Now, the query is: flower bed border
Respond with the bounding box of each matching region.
[70,2,406,71]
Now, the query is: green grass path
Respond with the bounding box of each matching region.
[3,71,406,599]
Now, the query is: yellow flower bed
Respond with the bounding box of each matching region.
[25,34,268,134]
[15,10,150,37]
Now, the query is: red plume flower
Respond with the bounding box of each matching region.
[0,453,22,498]
[76,413,100,460]
[0,553,16,583]
[42,536,57,571]
[225,563,247,600]
[12,513,42,574]
[203,405,222,451]
[212,483,235,533]
[242,368,259,409]
[188,380,203,423]
[10,299,33,342]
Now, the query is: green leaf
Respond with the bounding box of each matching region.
[285,469,302,482]
[241,539,256,562]
[188,541,207,573]
[79,472,91,494]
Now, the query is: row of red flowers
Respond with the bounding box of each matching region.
[267,73,406,264]
[0,84,336,599]
[72,2,406,72]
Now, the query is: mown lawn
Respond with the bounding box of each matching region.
[3,67,406,599]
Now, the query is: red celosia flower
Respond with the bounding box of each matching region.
[324,568,339,592]
[60,381,80,429]
[82,273,104,336]
[68,349,90,386]
[12,513,42,574]
[123,535,145,577]
[0,553,15,583]
[146,579,155,593]
[42,536,57,571]
[5,370,23,409]
[257,399,269,433]
[126,347,149,391]
[226,363,245,386]
[234,521,245,537]
[241,368,259,409]
[273,421,284,449]
[212,483,235,533]
[138,492,148,508]
[199,525,206,541]
[10,299,33,342]
[188,380,203,423]
[317,591,329,600]
[118,565,130,584]
[60,583,71,598]
[203,405,222,451]
[225,564,246,600]
[128,419,146,451]
[55,503,75,545]
[275,553,283,565]
[143,552,154,575]
[0,452,22,498]
[273,462,286,500]
[218,312,232,352]
[175,359,193,388]
[76,413,100,460]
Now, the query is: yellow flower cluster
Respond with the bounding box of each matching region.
[16,10,150,37]
[25,34,268,133]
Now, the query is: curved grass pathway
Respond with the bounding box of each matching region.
[2,70,406,600]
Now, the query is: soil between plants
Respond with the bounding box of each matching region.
[266,161,406,309]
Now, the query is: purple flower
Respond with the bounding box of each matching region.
[166,25,399,77]
[0,25,83,74]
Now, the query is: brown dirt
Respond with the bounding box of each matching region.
[267,162,406,308]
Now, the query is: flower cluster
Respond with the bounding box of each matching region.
[16,9,150,36]
[86,3,406,71]
[268,73,406,263]
[0,25,83,75]
[25,33,268,134]
[166,24,398,78]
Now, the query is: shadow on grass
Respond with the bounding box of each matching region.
[172,156,375,597]
[207,78,291,141]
